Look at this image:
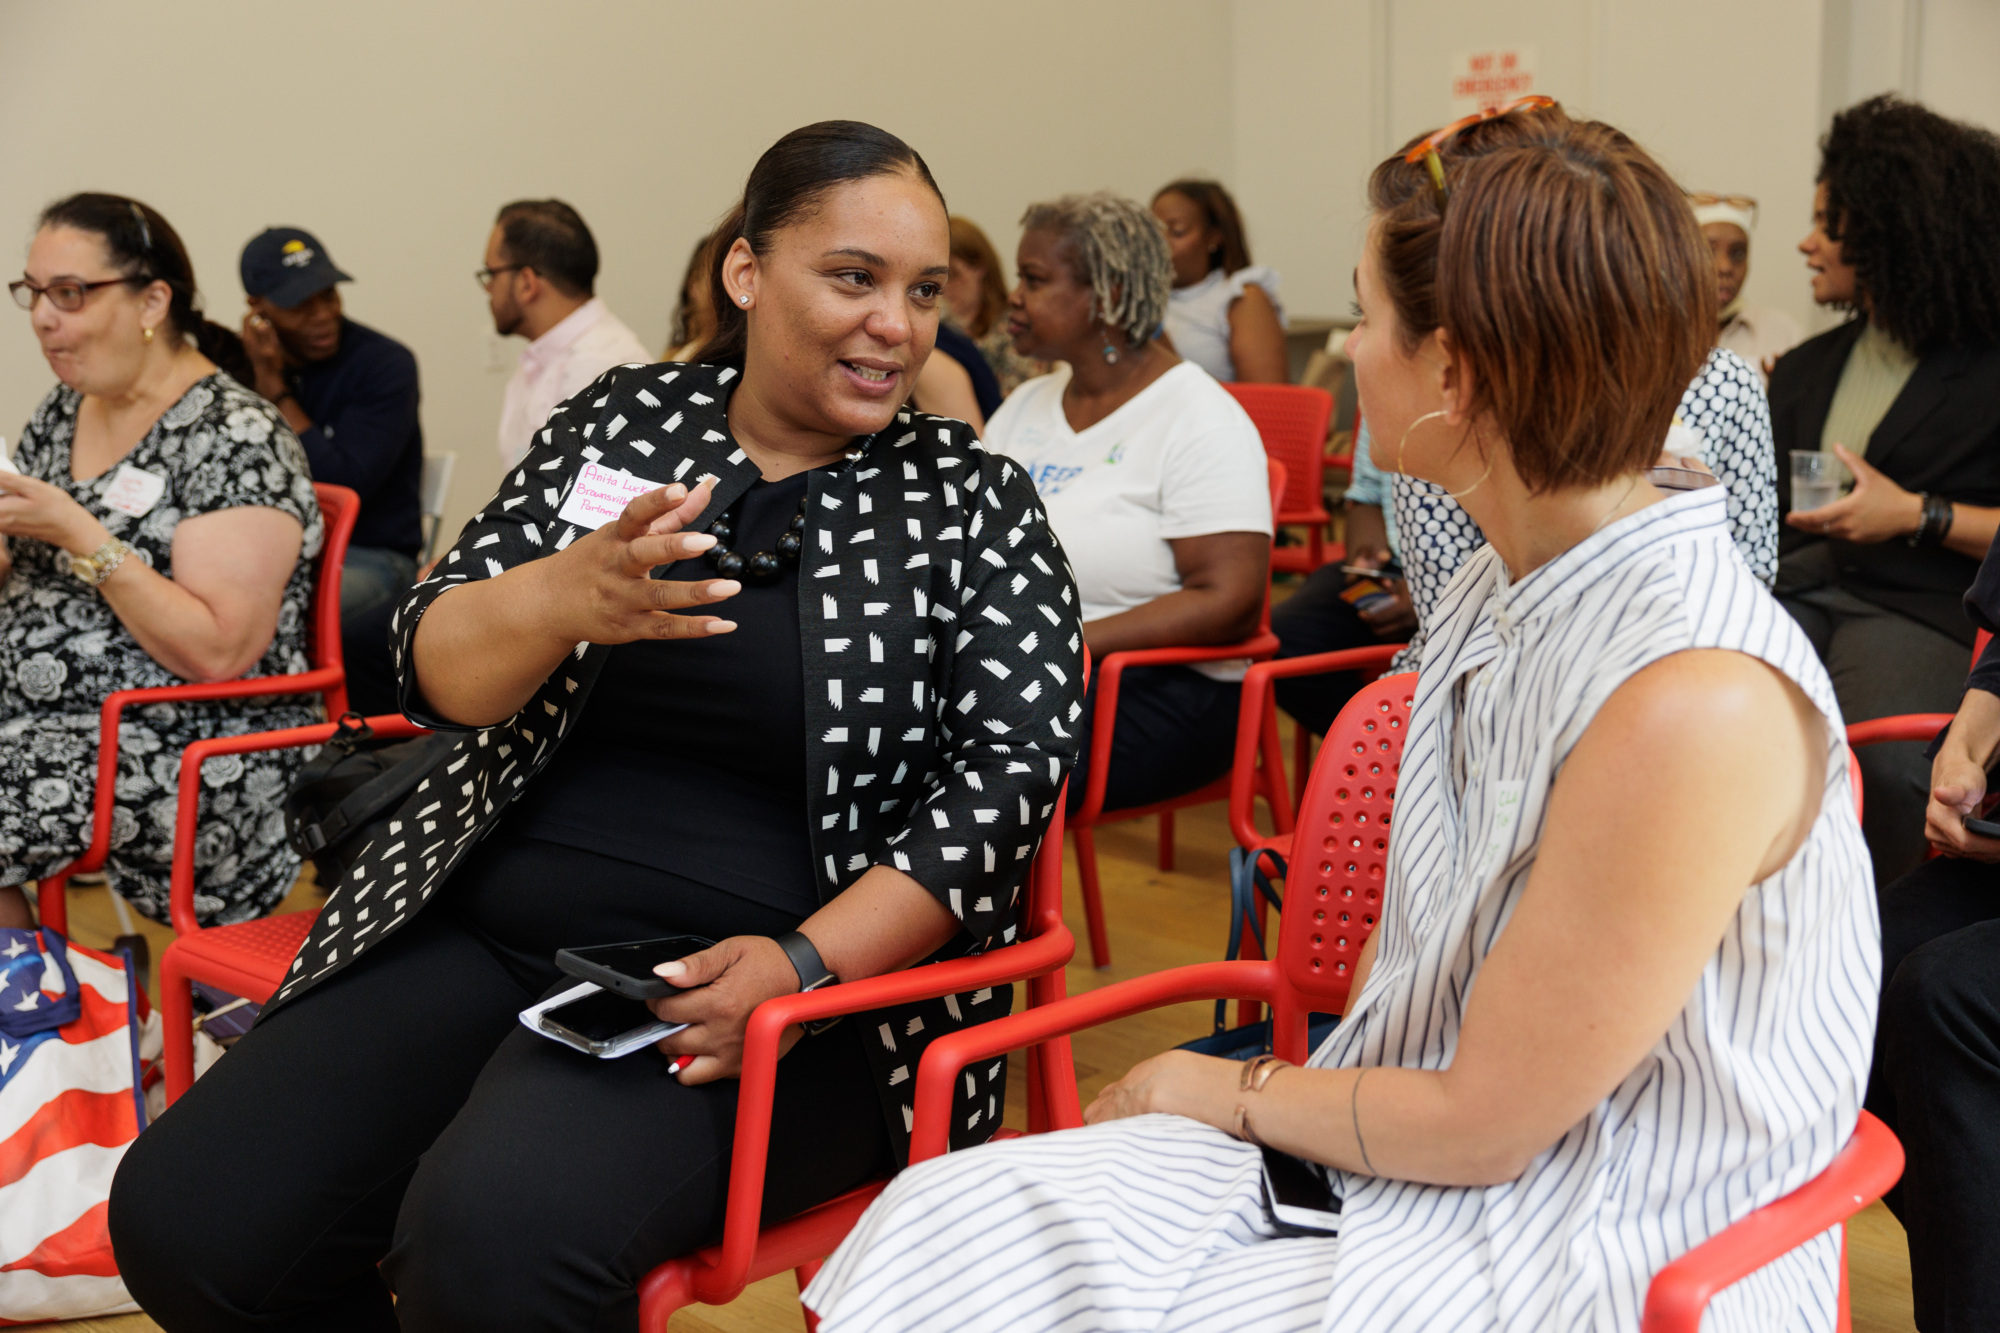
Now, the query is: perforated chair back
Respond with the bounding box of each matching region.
[1225,383,1333,526]
[1268,672,1415,1057]
[419,451,457,562]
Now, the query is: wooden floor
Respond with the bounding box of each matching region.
[47,802,1917,1332]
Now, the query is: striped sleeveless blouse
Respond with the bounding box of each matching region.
[808,484,1879,1333]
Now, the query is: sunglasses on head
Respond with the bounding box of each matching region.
[1686,192,1760,226]
[1403,94,1558,209]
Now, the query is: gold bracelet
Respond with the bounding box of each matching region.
[1232,1055,1293,1145]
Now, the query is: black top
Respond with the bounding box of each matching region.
[513,470,818,914]
[287,318,425,556]
[934,322,1004,421]
[1769,318,2000,646]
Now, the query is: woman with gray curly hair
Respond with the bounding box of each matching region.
[984,191,1272,814]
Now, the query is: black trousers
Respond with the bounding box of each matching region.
[108,834,892,1333]
[1865,853,2000,1333]
[1268,563,1392,737]
[1067,664,1240,814]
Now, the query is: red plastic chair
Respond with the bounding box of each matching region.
[636,801,1079,1333]
[1225,383,1339,573]
[158,713,429,1102]
[913,683,1903,1330]
[1069,459,1292,969]
[38,482,359,938]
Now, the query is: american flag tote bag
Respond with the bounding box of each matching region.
[0,928,149,1323]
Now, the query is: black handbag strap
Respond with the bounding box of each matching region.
[1215,846,1286,1036]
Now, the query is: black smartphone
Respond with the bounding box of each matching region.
[1259,1146,1342,1237]
[1963,814,2000,839]
[554,935,717,1000]
[534,985,681,1058]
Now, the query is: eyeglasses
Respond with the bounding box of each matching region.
[9,276,144,313]
[475,264,525,290]
[1403,94,1558,208]
[1686,192,1760,226]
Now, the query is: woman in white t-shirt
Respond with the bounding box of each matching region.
[1152,179,1289,383]
[985,192,1273,813]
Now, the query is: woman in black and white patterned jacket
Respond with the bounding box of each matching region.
[110,121,1083,1333]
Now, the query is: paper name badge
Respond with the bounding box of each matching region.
[0,436,16,474]
[555,461,668,529]
[102,464,167,517]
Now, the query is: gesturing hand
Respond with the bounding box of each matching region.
[646,935,804,1084]
[531,479,740,647]
[0,471,109,555]
[1785,443,1922,544]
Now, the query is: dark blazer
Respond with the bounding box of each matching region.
[1769,320,2000,645]
[266,362,1085,1161]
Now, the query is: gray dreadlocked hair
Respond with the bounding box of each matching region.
[1019,192,1171,347]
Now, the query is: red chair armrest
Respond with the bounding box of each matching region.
[1077,638,1282,822]
[1640,1110,1904,1333]
[1229,646,1406,848]
[704,925,1079,1295]
[909,959,1280,1163]
[167,712,427,935]
[1847,715,1955,748]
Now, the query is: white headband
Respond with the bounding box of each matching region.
[1693,200,1757,236]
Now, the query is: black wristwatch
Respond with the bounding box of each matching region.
[775,931,842,1034]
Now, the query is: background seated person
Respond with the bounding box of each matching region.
[1867,529,2000,1331]
[910,316,999,433]
[108,120,1082,1333]
[942,215,1046,397]
[0,194,320,930]
[1152,178,1288,383]
[1771,94,2000,886]
[985,191,1271,815]
[1692,191,1802,380]
[239,226,423,716]
[807,100,1875,1333]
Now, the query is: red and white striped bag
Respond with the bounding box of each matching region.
[0,927,151,1324]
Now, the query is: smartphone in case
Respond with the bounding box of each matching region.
[554,935,716,1000]
[1259,1146,1342,1237]
[521,981,686,1059]
[1963,814,2000,839]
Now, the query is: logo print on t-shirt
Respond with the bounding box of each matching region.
[1025,463,1084,497]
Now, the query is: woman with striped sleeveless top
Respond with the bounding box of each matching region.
[805,102,1877,1333]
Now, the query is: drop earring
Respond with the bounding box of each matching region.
[1100,326,1120,365]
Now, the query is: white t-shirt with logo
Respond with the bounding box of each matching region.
[985,361,1272,680]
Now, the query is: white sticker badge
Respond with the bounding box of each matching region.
[101,464,167,518]
[555,461,668,530]
[1481,779,1526,876]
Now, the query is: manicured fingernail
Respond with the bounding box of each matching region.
[706,620,737,634]
[685,533,716,552]
[654,960,686,978]
[706,581,739,597]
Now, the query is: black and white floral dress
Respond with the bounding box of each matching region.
[0,373,324,924]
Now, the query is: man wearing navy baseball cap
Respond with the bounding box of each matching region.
[239,227,423,715]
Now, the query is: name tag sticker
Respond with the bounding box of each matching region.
[102,464,167,517]
[1482,779,1525,875]
[555,461,666,530]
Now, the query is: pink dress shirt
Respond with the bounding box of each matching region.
[497,298,653,466]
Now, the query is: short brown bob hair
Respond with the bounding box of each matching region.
[1369,103,1714,492]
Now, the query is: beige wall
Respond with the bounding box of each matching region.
[0,0,1234,541]
[5,0,1994,546]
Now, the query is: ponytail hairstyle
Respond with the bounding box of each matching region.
[1153,178,1254,275]
[701,120,945,368]
[36,192,248,375]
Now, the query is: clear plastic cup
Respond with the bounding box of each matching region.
[1790,451,1849,512]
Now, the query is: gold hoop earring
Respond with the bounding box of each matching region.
[1447,457,1494,500]
[1394,409,1448,475]
[141,325,154,344]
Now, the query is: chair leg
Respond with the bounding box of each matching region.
[1157,810,1175,872]
[797,1259,826,1333]
[160,950,197,1107]
[1042,1035,1085,1130]
[1073,828,1112,970]
[1026,1041,1046,1134]
[1293,725,1312,809]
[637,1257,699,1333]
[1836,1223,1850,1333]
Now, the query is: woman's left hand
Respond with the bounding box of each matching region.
[646,935,805,1084]
[0,471,109,555]
[1083,1049,1237,1129]
[1784,443,1922,543]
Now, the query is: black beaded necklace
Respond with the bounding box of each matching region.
[704,490,808,586]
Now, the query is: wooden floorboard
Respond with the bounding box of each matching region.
[43,802,1915,1332]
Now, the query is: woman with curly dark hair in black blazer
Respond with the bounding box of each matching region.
[108,121,1083,1332]
[1771,94,2000,884]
